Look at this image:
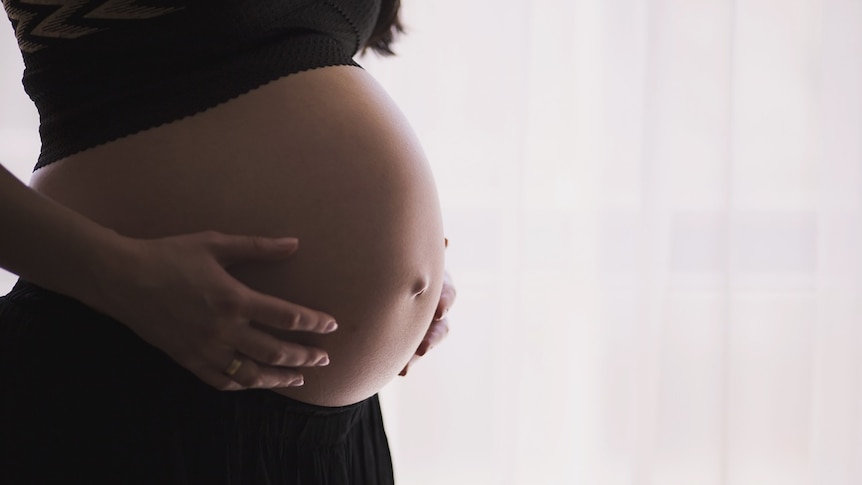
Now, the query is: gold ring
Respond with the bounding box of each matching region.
[224,357,243,377]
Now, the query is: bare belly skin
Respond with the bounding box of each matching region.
[28,65,446,407]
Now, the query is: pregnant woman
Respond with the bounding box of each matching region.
[0,0,454,483]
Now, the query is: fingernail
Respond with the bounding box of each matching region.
[291,377,304,387]
[324,320,338,333]
[317,355,330,366]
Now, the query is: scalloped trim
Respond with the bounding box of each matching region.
[33,60,364,173]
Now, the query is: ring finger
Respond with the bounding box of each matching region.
[234,326,329,368]
[221,353,306,389]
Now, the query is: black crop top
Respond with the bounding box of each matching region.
[2,0,381,170]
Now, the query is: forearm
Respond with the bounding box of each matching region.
[0,162,130,304]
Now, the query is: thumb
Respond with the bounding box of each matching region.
[210,234,299,265]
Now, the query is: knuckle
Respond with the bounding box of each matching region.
[198,320,229,343]
[280,371,302,385]
[284,349,310,364]
[262,347,285,365]
[248,375,267,388]
[279,351,303,367]
[284,312,302,330]
[205,229,224,240]
[211,289,247,317]
[199,230,223,245]
[233,373,254,388]
[233,368,265,388]
[290,353,309,367]
[250,236,266,253]
[192,365,236,391]
[204,373,235,391]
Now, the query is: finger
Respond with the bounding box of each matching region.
[234,327,330,368]
[194,367,244,391]
[209,233,300,266]
[400,349,423,376]
[241,289,337,334]
[417,319,449,356]
[225,355,305,389]
[433,300,448,321]
[400,316,451,377]
[433,273,457,321]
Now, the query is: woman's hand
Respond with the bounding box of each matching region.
[91,231,336,391]
[0,167,331,390]
[399,267,456,376]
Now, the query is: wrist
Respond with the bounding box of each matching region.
[66,227,143,315]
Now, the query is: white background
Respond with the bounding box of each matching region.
[2,1,861,484]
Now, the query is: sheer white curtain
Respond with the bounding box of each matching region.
[2,0,861,483]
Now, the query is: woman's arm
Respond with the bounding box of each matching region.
[0,162,337,390]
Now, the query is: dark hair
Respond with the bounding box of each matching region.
[362,0,404,56]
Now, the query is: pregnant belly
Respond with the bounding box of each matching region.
[28,65,446,407]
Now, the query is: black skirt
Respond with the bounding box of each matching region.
[0,279,394,485]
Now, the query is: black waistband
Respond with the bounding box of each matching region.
[2,278,371,420]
